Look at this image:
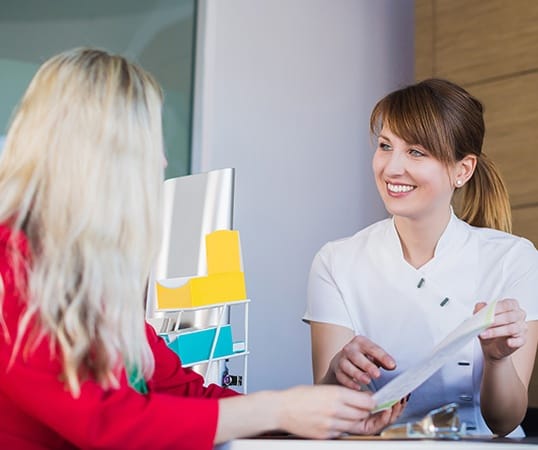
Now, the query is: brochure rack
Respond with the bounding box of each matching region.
[159,299,249,393]
[152,229,249,392]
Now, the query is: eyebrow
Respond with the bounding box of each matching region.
[379,134,427,150]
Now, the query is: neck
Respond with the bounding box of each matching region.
[394,209,452,269]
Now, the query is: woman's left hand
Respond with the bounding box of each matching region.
[474,298,528,361]
[347,395,408,436]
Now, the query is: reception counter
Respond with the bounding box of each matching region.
[216,437,538,449]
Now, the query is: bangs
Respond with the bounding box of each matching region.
[370,85,455,164]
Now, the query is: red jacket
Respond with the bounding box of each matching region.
[0,224,238,449]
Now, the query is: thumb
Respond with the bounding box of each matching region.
[473,302,487,315]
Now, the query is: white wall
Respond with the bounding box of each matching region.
[192,0,414,392]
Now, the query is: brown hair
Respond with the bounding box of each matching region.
[370,78,511,233]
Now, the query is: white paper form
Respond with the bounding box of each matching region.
[372,300,497,412]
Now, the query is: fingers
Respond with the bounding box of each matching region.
[476,299,529,361]
[281,385,376,439]
[333,403,374,422]
[347,408,392,435]
[341,388,376,410]
[353,336,396,370]
[348,397,409,436]
[335,336,395,387]
[324,388,409,438]
[335,358,371,388]
[480,321,527,341]
[493,298,526,323]
[390,393,410,422]
[495,298,523,314]
[479,299,527,340]
[324,417,370,438]
[361,409,393,434]
[506,335,527,349]
[303,387,377,439]
[337,353,380,386]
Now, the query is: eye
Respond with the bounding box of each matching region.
[409,148,425,157]
[378,142,392,151]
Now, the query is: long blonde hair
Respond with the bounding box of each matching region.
[0,48,164,395]
[370,78,511,233]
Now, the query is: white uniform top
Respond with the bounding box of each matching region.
[304,213,538,436]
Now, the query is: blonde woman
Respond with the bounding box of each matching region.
[0,48,403,449]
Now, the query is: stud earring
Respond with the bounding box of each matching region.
[456,179,463,187]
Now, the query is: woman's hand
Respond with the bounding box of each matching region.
[216,385,407,443]
[473,299,536,436]
[327,335,396,389]
[474,299,528,361]
[276,385,406,439]
[347,397,406,436]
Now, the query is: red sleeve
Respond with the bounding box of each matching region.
[0,227,235,450]
[146,323,240,399]
[0,354,220,450]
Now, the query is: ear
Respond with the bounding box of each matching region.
[452,154,477,188]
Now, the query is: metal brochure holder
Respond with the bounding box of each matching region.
[146,168,236,386]
[164,299,249,392]
[381,403,466,439]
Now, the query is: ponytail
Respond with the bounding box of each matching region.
[454,154,512,233]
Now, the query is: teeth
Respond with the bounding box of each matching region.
[387,183,414,193]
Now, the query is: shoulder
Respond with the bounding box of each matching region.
[460,221,538,271]
[313,219,391,267]
[319,219,390,253]
[466,222,536,255]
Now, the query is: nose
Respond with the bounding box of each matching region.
[383,149,406,176]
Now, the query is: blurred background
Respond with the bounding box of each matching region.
[0,0,196,179]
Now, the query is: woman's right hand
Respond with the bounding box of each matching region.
[327,335,396,389]
[216,381,407,443]
[275,384,405,439]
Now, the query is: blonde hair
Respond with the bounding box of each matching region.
[370,78,511,233]
[0,48,164,395]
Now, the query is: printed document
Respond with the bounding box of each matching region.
[372,301,497,412]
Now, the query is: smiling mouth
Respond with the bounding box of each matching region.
[387,182,416,193]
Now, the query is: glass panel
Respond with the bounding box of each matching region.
[0,0,196,178]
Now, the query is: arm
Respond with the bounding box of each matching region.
[311,321,396,389]
[0,316,401,448]
[0,268,226,449]
[2,227,238,447]
[311,321,354,384]
[216,384,406,442]
[307,248,396,389]
[146,323,239,399]
[0,337,223,450]
[476,300,538,436]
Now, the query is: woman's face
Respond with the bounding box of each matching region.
[372,126,455,222]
